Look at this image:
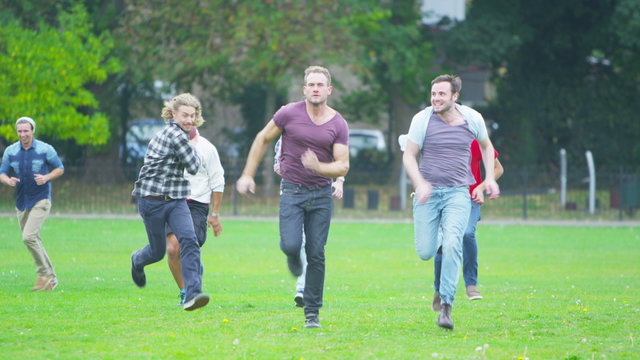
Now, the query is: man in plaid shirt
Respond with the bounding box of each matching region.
[130,93,210,311]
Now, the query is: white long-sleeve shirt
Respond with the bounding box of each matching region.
[186,135,225,203]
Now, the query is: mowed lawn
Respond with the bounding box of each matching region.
[0,216,638,360]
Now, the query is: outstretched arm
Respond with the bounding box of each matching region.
[236,120,282,194]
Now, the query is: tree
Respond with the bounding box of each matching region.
[118,0,388,192]
[0,4,119,146]
[438,0,640,167]
[337,0,437,179]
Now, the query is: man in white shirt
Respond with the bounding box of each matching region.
[166,127,225,305]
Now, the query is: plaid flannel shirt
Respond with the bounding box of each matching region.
[131,121,200,199]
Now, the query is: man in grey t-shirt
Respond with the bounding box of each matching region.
[236,65,349,329]
[402,74,500,330]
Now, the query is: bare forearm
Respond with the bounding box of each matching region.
[403,151,427,188]
[210,191,222,214]
[241,134,270,178]
[0,173,11,186]
[313,159,349,178]
[47,168,64,182]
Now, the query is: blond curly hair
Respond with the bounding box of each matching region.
[160,93,205,127]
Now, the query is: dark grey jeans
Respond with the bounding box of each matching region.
[279,180,333,314]
[134,197,203,302]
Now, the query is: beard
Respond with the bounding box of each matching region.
[306,95,326,105]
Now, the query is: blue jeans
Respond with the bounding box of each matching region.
[296,232,307,293]
[279,180,332,314]
[434,200,481,292]
[133,197,203,302]
[413,186,470,305]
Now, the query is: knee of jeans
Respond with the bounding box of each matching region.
[280,242,300,257]
[305,249,324,264]
[463,232,475,243]
[416,247,435,261]
[149,251,165,262]
[441,241,462,257]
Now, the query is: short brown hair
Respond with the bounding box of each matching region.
[431,74,462,94]
[304,65,332,86]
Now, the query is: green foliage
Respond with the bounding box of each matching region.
[438,0,640,167]
[0,4,119,145]
[347,1,435,105]
[0,218,638,359]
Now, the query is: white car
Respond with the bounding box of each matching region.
[349,129,386,158]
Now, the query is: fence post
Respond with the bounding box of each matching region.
[522,166,528,220]
[232,161,239,216]
[619,166,624,220]
[560,148,567,207]
[586,150,596,215]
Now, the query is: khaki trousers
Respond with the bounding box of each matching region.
[17,199,56,277]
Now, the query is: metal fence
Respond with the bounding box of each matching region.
[1,160,638,221]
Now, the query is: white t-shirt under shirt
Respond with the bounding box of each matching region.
[186,135,225,203]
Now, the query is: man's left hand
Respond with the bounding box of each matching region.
[208,216,223,237]
[301,149,320,172]
[483,180,500,200]
[34,174,48,186]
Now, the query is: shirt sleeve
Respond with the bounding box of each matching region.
[0,148,10,175]
[207,144,225,193]
[45,144,64,170]
[174,130,200,175]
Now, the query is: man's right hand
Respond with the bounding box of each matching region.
[236,175,256,195]
[414,181,433,204]
[1,176,20,187]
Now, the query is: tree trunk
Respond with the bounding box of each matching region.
[388,82,419,188]
[262,89,276,196]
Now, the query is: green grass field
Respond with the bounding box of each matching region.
[0,217,638,359]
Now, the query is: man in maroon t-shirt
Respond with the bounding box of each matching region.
[236,65,349,329]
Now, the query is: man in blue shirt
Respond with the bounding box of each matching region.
[130,93,210,311]
[0,117,64,291]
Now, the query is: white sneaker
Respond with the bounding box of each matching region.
[294,292,304,307]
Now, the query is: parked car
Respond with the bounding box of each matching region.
[120,119,165,179]
[349,128,387,158]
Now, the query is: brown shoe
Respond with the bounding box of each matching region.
[437,304,454,330]
[32,275,55,291]
[432,293,442,312]
[41,277,58,291]
[466,285,483,300]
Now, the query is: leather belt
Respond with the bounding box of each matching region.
[144,195,173,201]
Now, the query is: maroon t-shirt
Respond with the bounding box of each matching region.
[273,101,349,187]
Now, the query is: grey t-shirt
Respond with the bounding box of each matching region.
[419,113,475,187]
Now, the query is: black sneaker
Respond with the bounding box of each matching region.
[131,252,146,288]
[287,255,303,277]
[305,313,321,328]
[183,293,210,311]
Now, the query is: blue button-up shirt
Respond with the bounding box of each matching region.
[0,139,64,211]
[131,121,200,199]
